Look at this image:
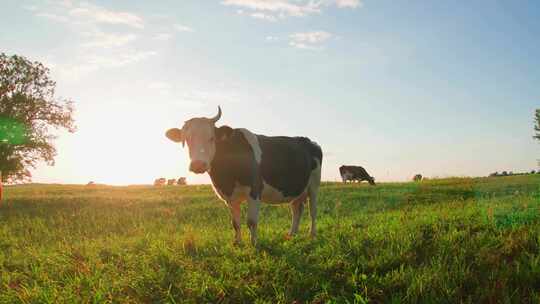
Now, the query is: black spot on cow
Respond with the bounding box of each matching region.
[258,135,322,198]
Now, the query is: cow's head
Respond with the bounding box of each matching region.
[165,106,232,174]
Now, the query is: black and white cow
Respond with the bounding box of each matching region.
[165,107,322,245]
[339,165,376,185]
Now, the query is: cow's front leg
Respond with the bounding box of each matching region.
[229,201,242,245]
[246,198,260,245]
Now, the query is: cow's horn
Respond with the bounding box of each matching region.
[210,106,222,123]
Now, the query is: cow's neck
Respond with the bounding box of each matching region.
[207,128,257,191]
[208,135,233,179]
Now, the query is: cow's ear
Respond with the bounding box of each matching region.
[215,126,233,141]
[166,128,184,145]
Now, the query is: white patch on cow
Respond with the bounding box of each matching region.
[237,128,262,164]
[180,118,216,170]
[341,171,353,182]
[309,158,322,186]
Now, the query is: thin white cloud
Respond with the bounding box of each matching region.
[335,0,362,8]
[81,30,137,48]
[222,0,319,17]
[290,31,332,44]
[55,50,157,80]
[68,2,144,28]
[266,36,280,42]
[289,31,333,49]
[222,0,361,21]
[29,0,144,28]
[250,12,277,22]
[154,33,173,41]
[174,24,194,32]
[288,42,313,50]
[35,12,70,23]
[87,50,157,68]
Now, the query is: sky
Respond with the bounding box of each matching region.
[1,0,539,185]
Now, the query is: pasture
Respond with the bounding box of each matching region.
[1,175,540,303]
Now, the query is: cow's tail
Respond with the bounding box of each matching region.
[299,137,322,169]
[310,140,323,165]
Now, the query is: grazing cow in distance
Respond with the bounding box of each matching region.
[165,106,322,245]
[177,177,187,185]
[154,178,166,186]
[167,178,176,186]
[339,165,375,185]
[413,174,423,181]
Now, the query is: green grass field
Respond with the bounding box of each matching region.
[1,175,540,303]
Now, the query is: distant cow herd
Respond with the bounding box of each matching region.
[154,177,187,186]
[489,170,538,177]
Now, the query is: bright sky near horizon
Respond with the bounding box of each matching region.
[1,0,539,185]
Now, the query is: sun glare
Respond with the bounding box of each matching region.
[59,102,192,185]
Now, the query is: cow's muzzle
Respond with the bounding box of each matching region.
[189,160,208,174]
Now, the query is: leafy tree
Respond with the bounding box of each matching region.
[535,109,540,141]
[0,53,75,185]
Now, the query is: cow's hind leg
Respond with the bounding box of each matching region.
[247,198,261,245]
[308,161,322,237]
[289,192,307,236]
[308,188,318,237]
